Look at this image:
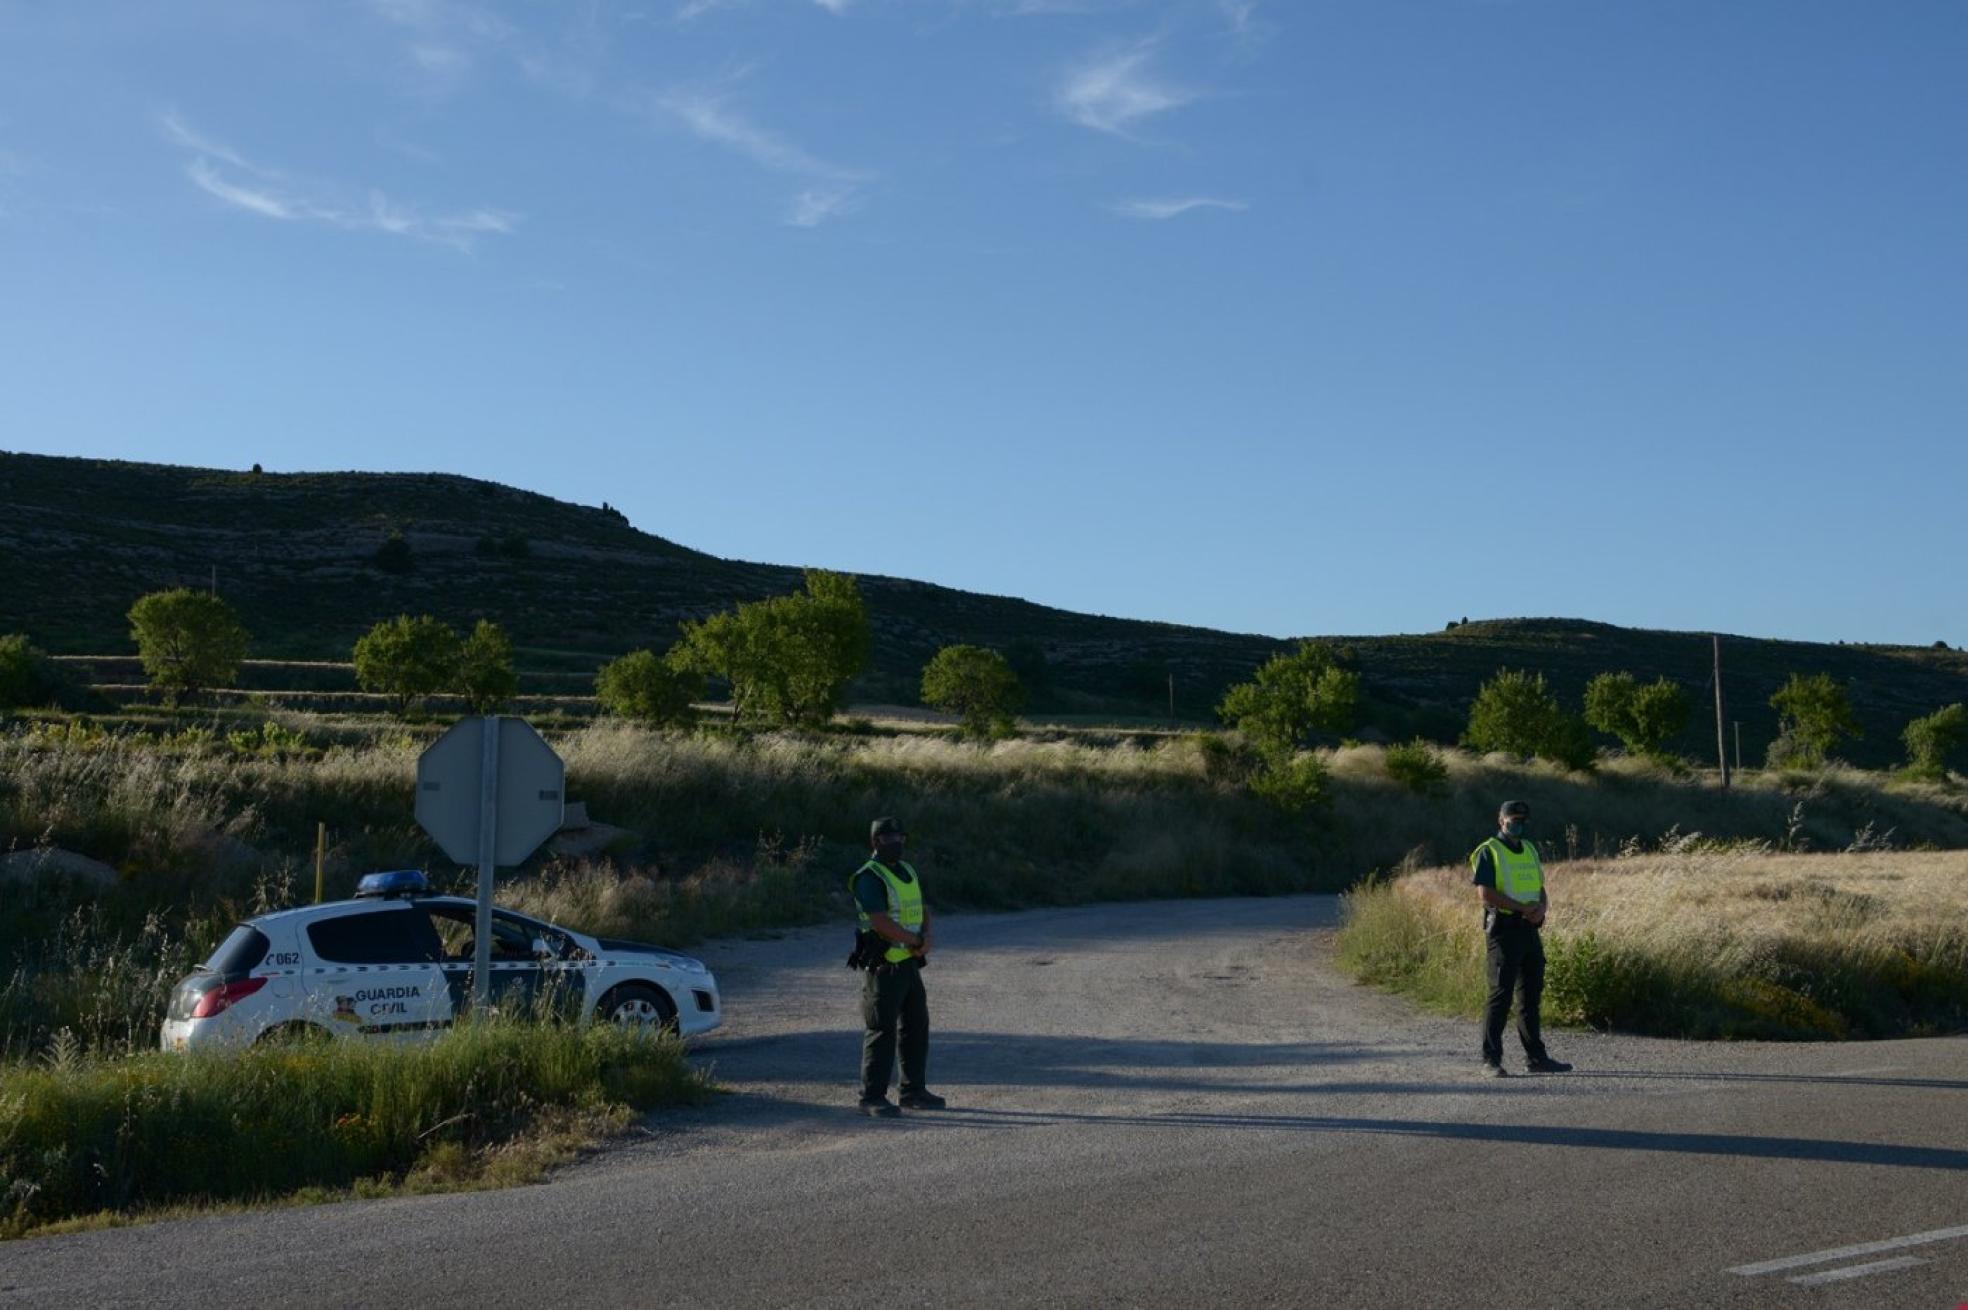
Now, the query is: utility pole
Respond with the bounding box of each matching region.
[1733,721,1742,774]
[209,564,216,596]
[1713,635,1730,790]
[1167,673,1175,723]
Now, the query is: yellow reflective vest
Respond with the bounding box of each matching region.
[1470,837,1544,916]
[852,859,925,965]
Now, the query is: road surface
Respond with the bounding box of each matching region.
[5,896,1965,1307]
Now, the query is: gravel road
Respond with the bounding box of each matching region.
[6,895,1965,1308]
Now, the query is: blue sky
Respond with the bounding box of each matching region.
[2,1,1963,646]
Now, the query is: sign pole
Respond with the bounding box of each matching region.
[472,715,502,1008]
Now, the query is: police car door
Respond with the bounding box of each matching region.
[301,905,451,1040]
[424,904,567,1019]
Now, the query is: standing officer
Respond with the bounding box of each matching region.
[850,817,947,1117]
[1470,800,1571,1077]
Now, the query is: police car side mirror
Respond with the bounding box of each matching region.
[531,936,556,961]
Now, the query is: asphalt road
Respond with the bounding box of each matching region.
[6,896,1966,1308]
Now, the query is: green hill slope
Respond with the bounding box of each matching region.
[3,450,1963,766]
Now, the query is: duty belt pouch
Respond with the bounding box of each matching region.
[846,930,885,970]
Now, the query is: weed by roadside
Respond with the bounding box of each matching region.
[0,1019,710,1238]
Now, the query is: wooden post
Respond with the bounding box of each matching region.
[1713,635,1730,790]
[1734,720,1742,774]
[314,822,326,903]
[1167,672,1175,723]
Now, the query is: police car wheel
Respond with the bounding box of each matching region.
[256,1021,331,1046]
[600,984,677,1034]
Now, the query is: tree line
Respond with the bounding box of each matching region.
[1210,640,1968,784]
[1,589,1963,783]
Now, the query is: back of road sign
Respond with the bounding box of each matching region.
[415,717,565,866]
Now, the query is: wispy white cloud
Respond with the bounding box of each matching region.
[653,85,873,223]
[163,112,517,252]
[1111,195,1247,220]
[674,0,741,19]
[1057,41,1197,136]
[661,91,863,180]
[186,157,297,220]
[812,0,852,12]
[161,111,250,169]
[786,185,861,227]
[1219,0,1258,32]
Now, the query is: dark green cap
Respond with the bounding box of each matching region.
[870,816,907,843]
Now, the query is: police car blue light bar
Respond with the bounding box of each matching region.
[354,870,429,898]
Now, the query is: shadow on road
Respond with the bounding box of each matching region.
[698,1029,1437,1091]
[1564,1069,1968,1092]
[913,1107,1968,1170]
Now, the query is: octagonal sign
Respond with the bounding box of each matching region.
[416,717,565,866]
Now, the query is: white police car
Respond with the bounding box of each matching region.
[160,870,721,1050]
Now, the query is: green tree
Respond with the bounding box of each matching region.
[672,570,870,728]
[921,645,1026,740]
[595,649,703,727]
[1216,642,1360,757]
[372,531,414,574]
[1767,673,1861,768]
[353,615,461,715]
[1903,703,1968,780]
[0,634,64,712]
[1464,668,1595,770]
[1583,672,1691,759]
[456,619,518,714]
[127,589,250,704]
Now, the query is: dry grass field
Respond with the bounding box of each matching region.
[1338,846,1968,1039]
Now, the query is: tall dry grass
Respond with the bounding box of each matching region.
[3,720,1965,1056]
[1338,846,1968,1039]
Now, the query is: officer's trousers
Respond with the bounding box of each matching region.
[861,960,929,1099]
[1481,915,1549,1066]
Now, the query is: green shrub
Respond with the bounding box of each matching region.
[1216,642,1359,756]
[595,649,702,727]
[0,634,71,712]
[920,645,1025,740]
[353,615,461,715]
[456,619,518,714]
[1248,752,1330,814]
[127,590,250,704]
[0,1021,709,1236]
[1464,668,1595,770]
[671,570,870,728]
[1384,738,1449,795]
[1769,673,1861,767]
[1583,672,1691,759]
[1190,731,1262,787]
[1903,703,1968,781]
[371,531,413,574]
[224,720,310,757]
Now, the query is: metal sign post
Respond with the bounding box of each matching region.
[473,715,502,1005]
[416,716,565,1010]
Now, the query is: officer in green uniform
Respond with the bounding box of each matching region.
[1470,800,1572,1077]
[850,817,947,1117]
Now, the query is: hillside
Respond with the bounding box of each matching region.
[4,450,1965,766]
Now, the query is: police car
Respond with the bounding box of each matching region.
[160,870,721,1050]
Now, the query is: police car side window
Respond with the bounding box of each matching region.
[206,925,271,975]
[307,909,444,965]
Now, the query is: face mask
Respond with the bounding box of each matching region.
[1503,819,1526,837]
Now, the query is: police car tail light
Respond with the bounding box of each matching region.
[191,976,268,1020]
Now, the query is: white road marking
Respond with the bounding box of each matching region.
[1728,1223,1968,1277]
[1786,1257,1928,1287]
